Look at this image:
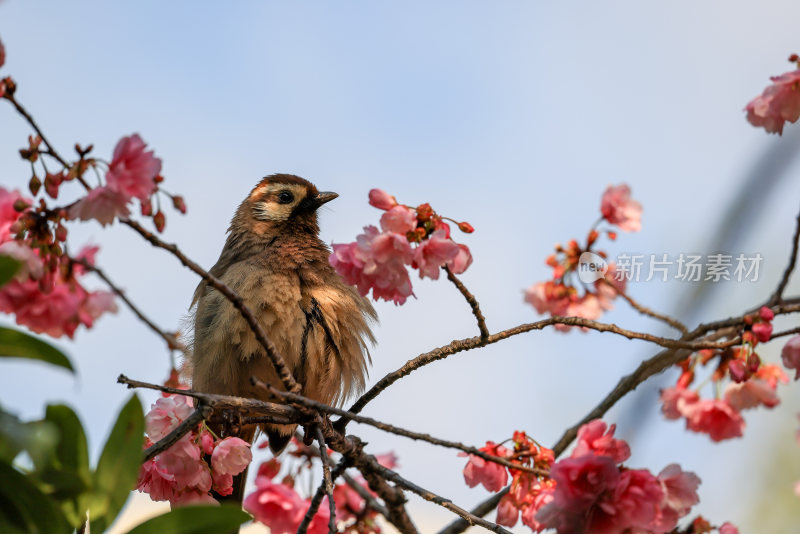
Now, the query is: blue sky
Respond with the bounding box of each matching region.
[1,2,800,532]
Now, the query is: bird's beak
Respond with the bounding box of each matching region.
[314,191,339,207]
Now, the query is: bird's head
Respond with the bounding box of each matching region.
[233,174,338,238]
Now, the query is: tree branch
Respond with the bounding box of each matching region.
[445,266,489,340]
[143,406,211,461]
[257,380,546,476]
[344,315,741,423]
[78,259,185,352]
[770,204,800,304]
[602,280,689,335]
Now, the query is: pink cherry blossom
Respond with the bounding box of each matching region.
[535,454,620,532]
[683,399,745,442]
[650,464,701,532]
[0,278,109,338]
[380,205,417,234]
[156,434,212,495]
[496,493,520,527]
[171,489,218,506]
[212,472,234,497]
[69,186,132,226]
[660,386,700,420]
[571,420,631,463]
[460,441,510,492]
[413,229,460,280]
[745,70,800,135]
[524,281,570,316]
[605,469,664,532]
[0,187,28,243]
[600,184,642,232]
[781,335,800,380]
[330,225,414,304]
[520,485,554,532]
[724,378,780,411]
[105,134,162,201]
[719,522,740,534]
[200,432,215,455]
[447,243,473,275]
[211,437,252,476]
[145,395,195,441]
[138,452,178,502]
[555,293,604,332]
[244,477,306,533]
[368,188,397,210]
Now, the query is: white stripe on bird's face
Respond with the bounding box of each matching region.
[251,183,308,221]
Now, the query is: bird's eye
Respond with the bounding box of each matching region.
[278,190,294,204]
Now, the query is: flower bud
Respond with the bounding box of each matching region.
[728,359,747,383]
[141,198,153,216]
[758,306,774,322]
[458,221,474,233]
[416,203,434,221]
[55,224,67,242]
[172,195,187,214]
[153,210,166,232]
[747,352,761,373]
[13,199,30,212]
[28,175,41,196]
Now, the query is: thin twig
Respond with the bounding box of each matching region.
[341,472,390,518]
[445,265,489,340]
[770,325,800,340]
[297,457,348,534]
[437,490,508,534]
[4,94,90,189]
[365,458,512,534]
[298,433,391,519]
[143,406,210,461]
[256,379,546,476]
[78,259,185,351]
[602,280,689,335]
[315,426,338,534]
[343,316,741,424]
[770,204,800,305]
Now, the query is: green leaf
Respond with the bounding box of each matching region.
[0,327,73,373]
[0,256,20,287]
[89,394,144,534]
[44,404,89,477]
[125,505,251,534]
[0,460,72,534]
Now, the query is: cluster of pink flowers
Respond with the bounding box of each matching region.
[137,393,252,505]
[660,307,791,441]
[461,431,555,530]
[0,187,117,338]
[329,189,473,305]
[524,183,639,330]
[745,55,800,135]
[244,438,394,534]
[460,421,717,533]
[69,134,179,230]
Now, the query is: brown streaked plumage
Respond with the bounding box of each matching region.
[188,174,376,501]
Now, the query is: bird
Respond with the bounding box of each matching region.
[188,173,376,501]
